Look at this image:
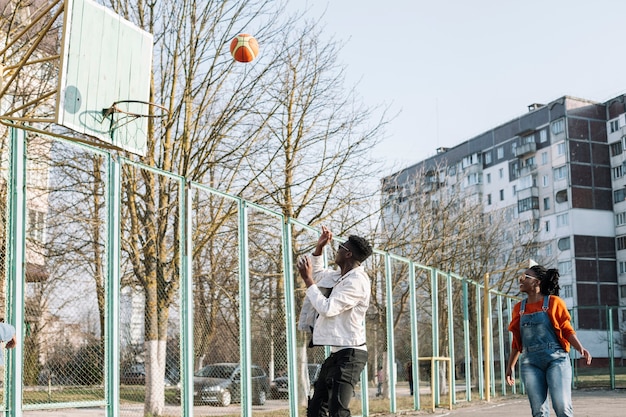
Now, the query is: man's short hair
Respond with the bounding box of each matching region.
[348,235,373,263]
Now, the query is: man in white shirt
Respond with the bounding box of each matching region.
[297,226,372,417]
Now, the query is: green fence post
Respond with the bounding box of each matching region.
[431,268,440,406]
[180,181,194,417]
[446,273,456,405]
[462,278,471,401]
[384,253,396,413]
[238,199,252,416]
[105,154,121,417]
[282,219,299,416]
[408,262,420,410]
[608,307,615,390]
[7,126,26,417]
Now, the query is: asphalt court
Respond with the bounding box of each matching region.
[429,389,626,416]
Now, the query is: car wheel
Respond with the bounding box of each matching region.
[253,389,266,405]
[219,390,231,407]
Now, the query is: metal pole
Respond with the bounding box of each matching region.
[180,181,194,417]
[105,155,121,417]
[384,253,397,413]
[238,200,252,416]
[483,272,490,402]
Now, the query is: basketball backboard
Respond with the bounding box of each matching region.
[56,0,153,156]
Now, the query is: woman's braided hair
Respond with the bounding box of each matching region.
[529,265,560,296]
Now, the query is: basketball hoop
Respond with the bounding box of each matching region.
[102,100,169,130]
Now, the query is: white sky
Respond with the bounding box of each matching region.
[293,0,626,174]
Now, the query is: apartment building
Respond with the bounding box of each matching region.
[382,95,625,358]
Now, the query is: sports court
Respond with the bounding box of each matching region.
[431,389,626,416]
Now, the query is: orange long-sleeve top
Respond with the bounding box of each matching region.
[508,295,576,353]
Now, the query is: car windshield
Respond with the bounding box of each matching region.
[195,365,236,379]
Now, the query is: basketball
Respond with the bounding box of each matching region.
[230,34,259,63]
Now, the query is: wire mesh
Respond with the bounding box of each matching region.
[1,127,622,417]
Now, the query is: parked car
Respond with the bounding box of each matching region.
[270,363,321,399]
[177,363,270,406]
[120,364,176,386]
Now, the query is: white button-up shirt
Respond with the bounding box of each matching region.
[302,254,370,349]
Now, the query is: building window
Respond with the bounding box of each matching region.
[545,244,552,256]
[619,261,626,274]
[484,151,492,164]
[539,129,548,143]
[28,210,45,243]
[499,168,504,179]
[486,173,491,184]
[557,237,570,251]
[545,220,550,232]
[616,211,626,226]
[621,285,626,298]
[553,165,567,181]
[487,194,492,205]
[556,213,569,227]
[617,235,626,250]
[541,151,548,165]
[610,140,623,156]
[518,197,539,213]
[558,260,571,274]
[542,175,549,187]
[562,285,573,298]
[499,189,504,201]
[497,147,504,159]
[543,197,550,210]
[610,119,620,133]
[556,142,566,156]
[615,189,626,204]
[613,165,623,179]
[552,119,565,135]
[556,189,568,203]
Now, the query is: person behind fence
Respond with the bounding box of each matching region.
[375,366,383,397]
[505,264,592,417]
[297,226,373,417]
[0,321,17,386]
[406,360,413,396]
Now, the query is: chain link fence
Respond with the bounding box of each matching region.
[1,127,624,417]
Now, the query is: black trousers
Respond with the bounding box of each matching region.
[307,348,368,417]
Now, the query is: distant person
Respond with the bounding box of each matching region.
[405,361,413,396]
[376,366,384,397]
[505,265,591,417]
[297,226,373,417]
[0,322,16,365]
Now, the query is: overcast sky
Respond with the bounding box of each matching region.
[292,0,626,174]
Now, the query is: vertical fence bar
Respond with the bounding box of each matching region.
[105,155,121,417]
[608,307,615,390]
[476,283,484,399]
[431,268,440,405]
[506,297,516,394]
[408,262,420,410]
[7,126,26,417]
[180,181,194,417]
[282,219,299,417]
[497,295,506,395]
[384,253,397,413]
[238,200,252,416]
[462,278,471,401]
[446,273,456,405]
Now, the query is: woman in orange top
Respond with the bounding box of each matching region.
[505,265,591,417]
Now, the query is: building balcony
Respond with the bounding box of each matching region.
[516,164,537,177]
[514,142,537,157]
[517,186,539,200]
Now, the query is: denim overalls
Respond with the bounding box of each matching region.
[519,295,573,417]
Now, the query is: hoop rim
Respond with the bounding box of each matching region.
[102,100,169,119]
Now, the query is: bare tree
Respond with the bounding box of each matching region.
[377,162,545,384]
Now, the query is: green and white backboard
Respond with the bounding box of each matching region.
[56,0,153,156]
